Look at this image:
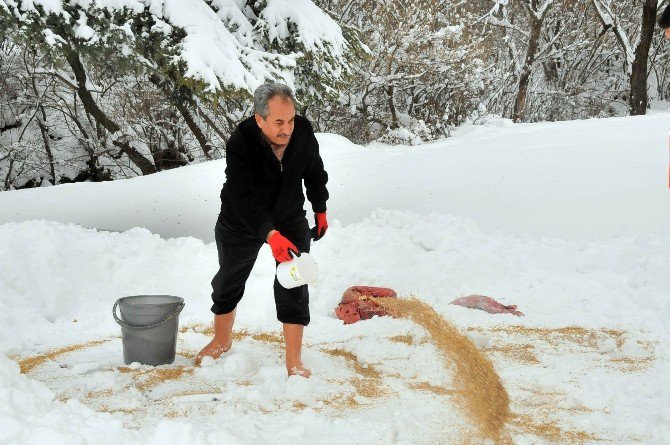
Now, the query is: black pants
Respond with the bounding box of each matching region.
[210,217,311,326]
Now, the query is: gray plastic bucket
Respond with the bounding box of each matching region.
[113,295,185,366]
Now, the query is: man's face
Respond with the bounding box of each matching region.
[255,95,295,148]
[665,28,670,40]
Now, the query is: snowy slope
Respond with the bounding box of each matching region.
[1,115,669,242]
[0,114,669,444]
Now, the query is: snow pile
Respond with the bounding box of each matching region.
[0,355,131,444]
[1,211,668,442]
[2,113,668,242]
[0,113,669,443]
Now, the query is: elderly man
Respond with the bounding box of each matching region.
[196,82,329,377]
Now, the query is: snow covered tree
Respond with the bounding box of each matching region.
[513,0,555,122]
[482,0,647,122]
[649,2,670,101]
[315,0,491,144]
[486,0,576,122]
[0,0,363,189]
[590,0,659,115]
[3,0,670,188]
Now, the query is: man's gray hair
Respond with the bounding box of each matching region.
[253,82,297,118]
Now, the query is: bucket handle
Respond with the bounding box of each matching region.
[113,299,185,330]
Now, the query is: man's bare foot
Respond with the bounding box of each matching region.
[283,323,309,377]
[287,362,311,378]
[194,339,232,366]
[195,311,236,366]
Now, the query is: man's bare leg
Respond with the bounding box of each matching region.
[283,323,311,377]
[195,309,236,366]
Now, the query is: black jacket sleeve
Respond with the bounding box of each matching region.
[303,129,329,214]
[224,135,275,241]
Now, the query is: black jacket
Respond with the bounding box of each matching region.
[218,115,329,241]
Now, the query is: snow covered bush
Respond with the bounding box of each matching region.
[374,118,433,146]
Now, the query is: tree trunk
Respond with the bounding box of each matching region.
[62,46,156,175]
[28,63,56,184]
[513,7,544,123]
[0,121,21,133]
[4,157,14,190]
[387,86,399,129]
[542,20,562,84]
[36,115,55,184]
[629,0,657,115]
[149,74,212,160]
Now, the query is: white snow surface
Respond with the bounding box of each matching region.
[1,114,668,241]
[0,114,669,443]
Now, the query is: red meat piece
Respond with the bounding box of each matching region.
[335,286,397,324]
[450,295,524,316]
[335,302,361,324]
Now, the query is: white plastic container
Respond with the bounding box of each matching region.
[276,252,318,289]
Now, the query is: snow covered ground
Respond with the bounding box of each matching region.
[0,114,669,444]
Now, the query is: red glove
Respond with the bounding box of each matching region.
[313,212,328,241]
[267,231,299,263]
